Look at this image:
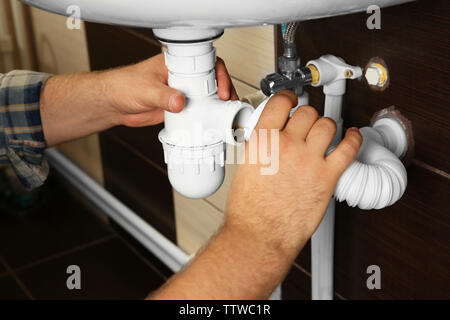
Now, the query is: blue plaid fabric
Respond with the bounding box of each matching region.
[0,70,52,189]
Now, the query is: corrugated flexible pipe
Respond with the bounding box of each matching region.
[333,121,408,210]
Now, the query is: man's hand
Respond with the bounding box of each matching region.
[226,90,362,266]
[40,53,237,146]
[104,54,238,127]
[151,90,362,300]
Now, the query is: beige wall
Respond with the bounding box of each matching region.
[9,0,36,70]
[30,8,104,185]
[0,1,20,71]
[174,26,276,254]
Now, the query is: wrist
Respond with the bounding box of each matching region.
[223,212,304,266]
[96,69,124,127]
[218,223,294,294]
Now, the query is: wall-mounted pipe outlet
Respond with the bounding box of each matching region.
[155,33,254,199]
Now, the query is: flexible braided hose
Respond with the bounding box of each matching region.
[282,22,299,43]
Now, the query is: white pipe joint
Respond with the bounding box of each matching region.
[307,54,362,96]
[159,97,253,199]
[159,40,254,199]
[163,41,218,97]
[334,117,408,210]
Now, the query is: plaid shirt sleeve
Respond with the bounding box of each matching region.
[0,70,52,189]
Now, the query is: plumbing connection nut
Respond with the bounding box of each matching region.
[159,135,226,199]
[364,58,390,91]
[365,63,388,87]
[163,41,218,96]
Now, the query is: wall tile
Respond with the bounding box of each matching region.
[0,177,111,269]
[100,133,176,242]
[17,238,165,299]
[0,276,29,300]
[282,265,311,300]
[174,192,224,255]
[215,26,275,88]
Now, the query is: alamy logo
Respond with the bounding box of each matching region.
[66,265,81,290]
[66,5,81,30]
[227,128,280,176]
[366,5,381,30]
[366,265,381,290]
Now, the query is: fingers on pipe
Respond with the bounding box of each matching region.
[285,105,319,140]
[215,57,233,100]
[306,117,337,156]
[256,90,298,130]
[326,128,362,176]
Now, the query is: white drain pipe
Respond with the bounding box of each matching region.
[156,35,254,199]
[310,94,344,300]
[307,55,361,300]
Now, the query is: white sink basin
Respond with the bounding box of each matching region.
[23,0,413,30]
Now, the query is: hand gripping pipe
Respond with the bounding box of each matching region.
[155,33,254,199]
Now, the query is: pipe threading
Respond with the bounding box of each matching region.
[307,65,320,85]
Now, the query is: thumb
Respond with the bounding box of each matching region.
[326,127,363,179]
[148,84,185,113]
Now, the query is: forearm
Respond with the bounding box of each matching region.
[150,224,300,300]
[39,71,119,146]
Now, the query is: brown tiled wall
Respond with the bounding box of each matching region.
[282,0,450,299]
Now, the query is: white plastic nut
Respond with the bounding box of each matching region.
[373,117,408,158]
[365,64,387,87]
[159,138,226,199]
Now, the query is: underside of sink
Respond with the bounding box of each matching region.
[22,0,414,30]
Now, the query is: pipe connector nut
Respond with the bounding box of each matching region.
[365,63,388,87]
